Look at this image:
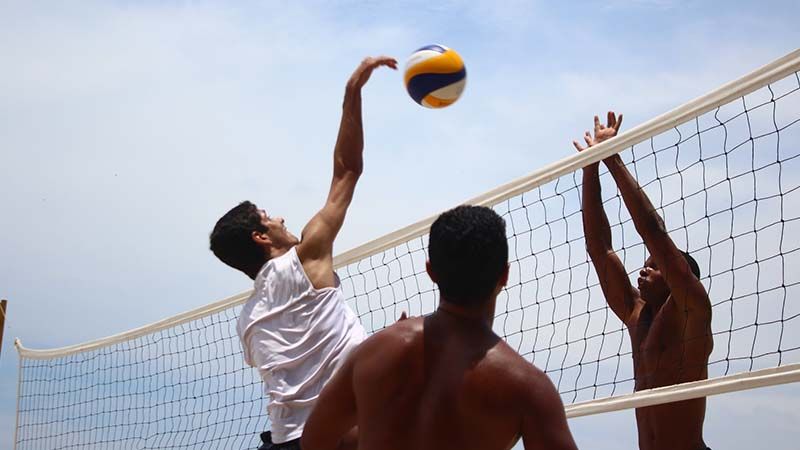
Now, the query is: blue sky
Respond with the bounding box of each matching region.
[1,1,799,448]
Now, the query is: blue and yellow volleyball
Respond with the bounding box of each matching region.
[404,44,467,109]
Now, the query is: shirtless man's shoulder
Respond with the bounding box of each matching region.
[356,317,424,356]
[349,317,425,383]
[477,339,556,399]
[351,318,555,410]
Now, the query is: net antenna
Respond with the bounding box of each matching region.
[1,299,7,357]
[14,49,800,449]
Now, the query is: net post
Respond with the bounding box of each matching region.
[14,338,22,450]
[0,299,7,358]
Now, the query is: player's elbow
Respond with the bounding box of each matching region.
[585,241,612,261]
[634,214,667,239]
[585,240,607,256]
[334,159,363,179]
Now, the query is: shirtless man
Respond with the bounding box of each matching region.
[574,112,713,450]
[209,56,396,450]
[301,205,578,450]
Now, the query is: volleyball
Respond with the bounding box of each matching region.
[404,44,467,108]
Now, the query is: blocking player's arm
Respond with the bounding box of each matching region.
[575,113,638,322]
[520,369,578,450]
[297,56,397,286]
[300,353,358,450]
[604,153,710,315]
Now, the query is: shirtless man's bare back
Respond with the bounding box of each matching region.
[575,112,714,450]
[301,205,577,450]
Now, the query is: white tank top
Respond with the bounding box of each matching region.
[237,247,367,443]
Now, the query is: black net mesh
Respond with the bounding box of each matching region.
[16,71,800,449]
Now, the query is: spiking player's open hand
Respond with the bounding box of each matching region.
[347,56,398,90]
[573,111,623,152]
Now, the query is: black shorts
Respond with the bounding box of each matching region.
[257,431,301,450]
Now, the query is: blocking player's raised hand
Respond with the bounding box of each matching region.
[573,111,623,152]
[576,110,638,324]
[594,111,622,145]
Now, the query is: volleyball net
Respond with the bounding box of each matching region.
[15,49,800,449]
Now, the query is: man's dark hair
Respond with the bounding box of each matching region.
[681,251,701,279]
[210,201,268,274]
[428,205,508,306]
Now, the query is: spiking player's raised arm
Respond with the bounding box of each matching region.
[209,56,396,450]
[297,56,398,288]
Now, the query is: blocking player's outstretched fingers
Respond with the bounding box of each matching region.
[573,111,624,152]
[572,131,594,152]
[593,111,623,144]
[347,56,398,90]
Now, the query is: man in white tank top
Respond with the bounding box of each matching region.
[209,56,398,449]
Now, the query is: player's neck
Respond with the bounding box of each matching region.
[643,292,668,314]
[436,300,494,329]
[245,245,296,279]
[268,243,294,260]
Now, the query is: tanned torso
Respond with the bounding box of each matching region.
[626,295,713,450]
[351,314,562,450]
